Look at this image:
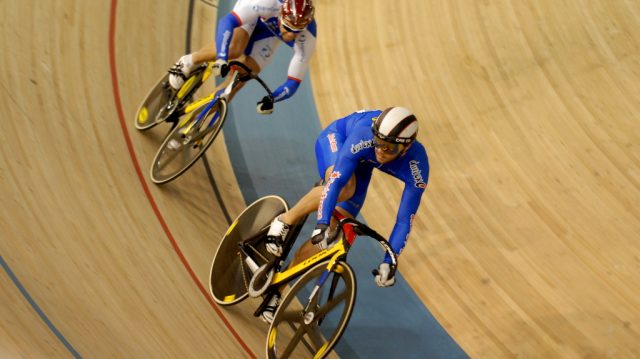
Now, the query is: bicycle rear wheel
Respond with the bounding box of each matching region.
[135,64,207,131]
[149,97,227,184]
[209,196,288,305]
[266,260,356,359]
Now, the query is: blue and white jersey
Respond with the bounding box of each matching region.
[215,0,317,102]
[317,110,430,261]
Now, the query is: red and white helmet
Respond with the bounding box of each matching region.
[280,0,315,30]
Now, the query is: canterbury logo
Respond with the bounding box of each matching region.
[409,160,427,189]
[350,139,373,154]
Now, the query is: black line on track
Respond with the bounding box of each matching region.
[186,0,232,225]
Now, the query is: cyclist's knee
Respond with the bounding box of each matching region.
[228,44,244,60]
[323,166,355,202]
[292,240,320,266]
[337,176,356,202]
[228,28,249,59]
[243,56,261,74]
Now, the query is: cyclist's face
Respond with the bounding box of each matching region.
[279,16,303,42]
[373,137,403,163]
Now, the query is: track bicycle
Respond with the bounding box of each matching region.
[208,195,397,358]
[134,61,274,184]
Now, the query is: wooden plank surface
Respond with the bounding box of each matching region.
[310,0,640,357]
[1,0,261,357]
[1,0,639,358]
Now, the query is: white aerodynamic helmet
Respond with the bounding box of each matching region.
[371,107,419,144]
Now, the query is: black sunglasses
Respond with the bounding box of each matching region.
[280,18,303,33]
[373,137,403,155]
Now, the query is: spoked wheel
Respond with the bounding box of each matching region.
[266,260,356,359]
[209,196,288,305]
[149,97,228,184]
[134,64,207,131]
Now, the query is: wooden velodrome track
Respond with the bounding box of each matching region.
[2,0,639,357]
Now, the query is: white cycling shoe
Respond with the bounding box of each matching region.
[168,54,194,90]
[166,138,181,151]
[261,294,280,324]
[266,216,290,257]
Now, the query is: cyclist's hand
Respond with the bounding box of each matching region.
[311,223,334,250]
[257,96,274,115]
[213,59,230,78]
[374,263,396,287]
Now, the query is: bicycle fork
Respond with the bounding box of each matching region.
[302,258,343,326]
[180,91,224,136]
[184,67,240,133]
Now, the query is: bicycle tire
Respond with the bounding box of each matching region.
[135,65,207,131]
[209,196,288,306]
[149,97,228,184]
[266,260,356,359]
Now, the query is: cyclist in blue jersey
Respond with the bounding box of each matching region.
[260,106,430,322]
[168,0,316,114]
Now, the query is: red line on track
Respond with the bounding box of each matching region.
[107,2,256,358]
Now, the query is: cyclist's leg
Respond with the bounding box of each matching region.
[284,138,375,266]
[289,168,372,267]
[280,165,355,226]
[189,24,252,64]
[334,164,373,221]
[288,207,352,268]
[278,127,353,226]
[223,21,280,103]
[241,19,278,71]
[262,198,355,321]
[170,26,252,89]
[221,55,261,103]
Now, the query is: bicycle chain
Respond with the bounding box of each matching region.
[238,251,250,292]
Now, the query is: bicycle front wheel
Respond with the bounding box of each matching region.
[149,98,228,184]
[266,260,356,359]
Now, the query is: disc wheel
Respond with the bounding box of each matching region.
[135,65,206,131]
[209,196,288,305]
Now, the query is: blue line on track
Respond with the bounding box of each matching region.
[0,255,82,358]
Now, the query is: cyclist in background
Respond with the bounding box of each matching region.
[168,0,316,114]
[261,106,430,322]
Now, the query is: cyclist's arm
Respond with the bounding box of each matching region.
[385,184,425,264]
[271,77,302,103]
[216,1,262,61]
[385,148,429,263]
[316,139,359,225]
[215,13,242,61]
[272,22,317,102]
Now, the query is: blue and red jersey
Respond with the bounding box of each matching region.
[315,110,430,262]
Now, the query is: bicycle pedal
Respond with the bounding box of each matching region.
[166,139,182,151]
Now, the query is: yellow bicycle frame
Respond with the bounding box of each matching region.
[176,62,214,100]
[183,63,216,113]
[175,62,222,133]
[270,239,348,288]
[183,91,217,114]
